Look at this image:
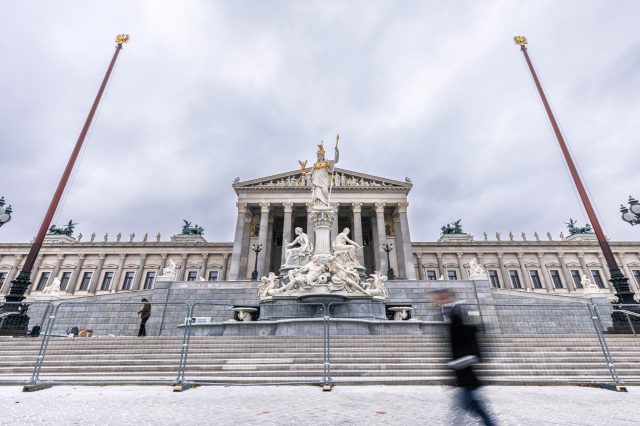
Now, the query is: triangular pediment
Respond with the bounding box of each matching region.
[233,167,411,194]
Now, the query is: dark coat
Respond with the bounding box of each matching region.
[138,303,151,320]
[449,312,482,389]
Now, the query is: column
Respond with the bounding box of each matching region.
[111,254,126,292]
[617,253,637,291]
[415,253,425,280]
[228,202,248,280]
[67,254,86,294]
[393,212,407,278]
[597,253,613,290]
[256,202,270,277]
[371,214,380,271]
[49,254,64,286]
[263,215,274,274]
[2,255,23,295]
[239,210,252,278]
[352,202,365,266]
[330,203,340,243]
[178,253,188,281]
[133,254,147,291]
[456,252,467,280]
[374,203,387,274]
[577,252,591,282]
[159,253,168,275]
[281,202,294,264]
[497,252,511,289]
[557,252,574,292]
[436,253,445,279]
[306,202,315,247]
[516,252,532,290]
[397,202,417,280]
[221,254,229,280]
[199,253,209,280]
[536,252,552,293]
[28,255,44,288]
[88,254,106,294]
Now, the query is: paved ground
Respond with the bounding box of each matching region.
[0,385,637,425]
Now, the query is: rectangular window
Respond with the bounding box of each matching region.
[122,272,135,290]
[100,272,114,291]
[530,270,543,289]
[591,270,605,289]
[426,270,437,281]
[0,272,8,291]
[144,271,155,289]
[36,272,51,291]
[79,272,93,291]
[571,270,582,288]
[633,270,640,287]
[509,270,522,289]
[60,272,72,291]
[488,270,500,288]
[208,271,218,281]
[187,271,198,281]
[447,270,457,280]
[550,270,563,289]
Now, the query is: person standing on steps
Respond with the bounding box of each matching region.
[137,298,151,337]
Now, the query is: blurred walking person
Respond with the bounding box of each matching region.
[137,298,151,337]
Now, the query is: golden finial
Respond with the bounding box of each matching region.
[116,34,130,46]
[317,142,326,156]
[513,35,527,46]
[298,159,309,174]
[336,133,340,143]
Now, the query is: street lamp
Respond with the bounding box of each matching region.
[620,196,640,226]
[0,197,12,228]
[251,244,263,281]
[382,243,395,280]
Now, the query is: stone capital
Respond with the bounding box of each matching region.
[577,251,585,257]
[77,253,86,260]
[98,253,106,259]
[536,252,545,258]
[222,253,229,259]
[282,202,294,213]
[202,253,209,259]
[306,202,314,211]
[516,252,524,259]
[259,202,270,213]
[57,254,65,260]
[456,252,464,258]
[236,202,248,213]
[351,202,363,213]
[374,202,385,214]
[558,252,565,258]
[618,252,625,258]
[119,254,127,259]
[14,254,23,260]
[160,253,168,259]
[497,252,504,258]
[397,201,409,213]
[330,202,340,210]
[181,253,188,259]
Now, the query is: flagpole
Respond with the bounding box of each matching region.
[514,35,634,305]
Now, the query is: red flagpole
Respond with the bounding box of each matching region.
[513,35,634,304]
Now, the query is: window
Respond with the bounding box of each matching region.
[489,270,500,288]
[571,270,582,288]
[0,272,8,291]
[509,270,522,289]
[36,272,51,291]
[144,272,155,289]
[426,270,437,281]
[447,270,457,280]
[208,271,218,281]
[100,272,113,291]
[530,270,543,289]
[187,271,198,281]
[550,270,563,289]
[633,270,640,287]
[122,272,135,290]
[60,272,71,291]
[591,270,605,288]
[79,272,93,291]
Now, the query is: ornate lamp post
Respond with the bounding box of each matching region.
[514,35,635,307]
[382,243,395,280]
[0,35,129,336]
[620,196,640,226]
[0,197,12,228]
[251,244,263,281]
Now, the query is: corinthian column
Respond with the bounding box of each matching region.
[228,202,248,280]
[89,254,106,294]
[256,202,270,276]
[306,202,315,247]
[375,203,387,274]
[397,202,417,280]
[352,202,364,265]
[281,202,294,264]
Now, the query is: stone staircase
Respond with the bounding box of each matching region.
[1,334,639,386]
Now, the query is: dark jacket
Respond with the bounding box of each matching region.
[138,303,151,320]
[449,312,482,389]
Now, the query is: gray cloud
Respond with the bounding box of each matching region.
[1,1,639,244]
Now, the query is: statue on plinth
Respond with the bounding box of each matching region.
[332,227,362,267]
[283,227,313,268]
[41,277,63,296]
[468,258,488,280]
[305,141,339,209]
[160,259,177,280]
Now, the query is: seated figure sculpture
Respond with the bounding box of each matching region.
[278,258,329,294]
[283,227,313,268]
[332,227,362,267]
[259,272,281,299]
[327,256,367,294]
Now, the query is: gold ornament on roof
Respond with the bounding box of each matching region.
[317,142,326,157]
[116,34,130,46]
[513,35,527,46]
[298,159,309,174]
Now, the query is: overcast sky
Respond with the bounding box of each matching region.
[1,1,639,244]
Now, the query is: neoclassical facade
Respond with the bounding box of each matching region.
[1,166,639,299]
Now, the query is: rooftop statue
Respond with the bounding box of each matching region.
[181,219,204,235]
[48,220,77,237]
[565,218,593,236]
[441,219,463,235]
[302,137,339,208]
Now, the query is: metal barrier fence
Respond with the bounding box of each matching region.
[1,300,639,388]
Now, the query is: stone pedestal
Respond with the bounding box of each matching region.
[170,234,207,243]
[438,233,474,243]
[259,295,387,321]
[309,206,335,261]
